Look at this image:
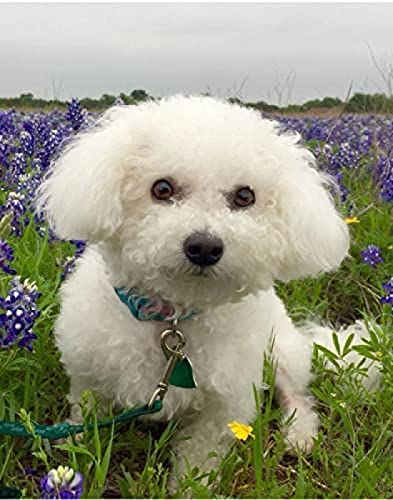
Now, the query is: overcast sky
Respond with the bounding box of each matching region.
[0,2,392,104]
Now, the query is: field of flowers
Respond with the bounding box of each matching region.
[0,100,392,498]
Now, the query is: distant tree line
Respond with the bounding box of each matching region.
[1,90,393,114]
[0,89,152,111]
[230,94,393,114]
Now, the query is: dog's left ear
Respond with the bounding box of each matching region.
[274,144,349,281]
[36,106,138,241]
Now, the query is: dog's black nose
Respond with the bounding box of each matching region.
[183,232,224,267]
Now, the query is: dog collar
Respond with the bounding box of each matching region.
[114,287,198,323]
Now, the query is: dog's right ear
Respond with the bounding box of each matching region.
[36,106,136,241]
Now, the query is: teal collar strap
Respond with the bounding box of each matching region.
[114,286,198,322]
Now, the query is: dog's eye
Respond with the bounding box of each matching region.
[151,179,175,201]
[233,187,255,208]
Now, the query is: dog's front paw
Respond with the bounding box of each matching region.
[284,411,319,455]
[285,426,315,454]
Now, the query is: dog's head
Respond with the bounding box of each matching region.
[37,96,349,308]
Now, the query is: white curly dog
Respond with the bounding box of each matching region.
[37,96,378,480]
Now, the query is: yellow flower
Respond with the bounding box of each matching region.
[344,217,360,225]
[228,421,255,441]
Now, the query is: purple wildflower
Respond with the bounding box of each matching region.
[41,466,83,499]
[380,278,393,313]
[382,278,393,295]
[37,127,66,171]
[360,244,384,267]
[0,191,28,236]
[66,98,86,132]
[5,152,27,188]
[61,256,77,280]
[0,277,40,351]
[70,239,86,256]
[0,238,16,275]
[24,467,38,477]
[381,169,393,203]
[19,130,34,157]
[61,240,86,279]
[376,154,393,203]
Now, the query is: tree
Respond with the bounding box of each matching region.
[100,94,116,106]
[20,93,34,101]
[129,89,151,102]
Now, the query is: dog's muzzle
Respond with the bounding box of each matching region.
[183,231,224,267]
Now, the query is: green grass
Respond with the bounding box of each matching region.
[0,164,392,498]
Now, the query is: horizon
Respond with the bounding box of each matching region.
[1,89,390,107]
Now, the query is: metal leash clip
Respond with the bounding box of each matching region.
[148,320,186,409]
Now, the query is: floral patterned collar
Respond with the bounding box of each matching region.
[114,287,198,323]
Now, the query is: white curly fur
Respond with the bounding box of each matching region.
[36,96,379,479]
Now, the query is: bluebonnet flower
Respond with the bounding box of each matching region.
[31,157,43,173]
[19,130,34,156]
[5,152,27,188]
[381,173,393,203]
[70,239,86,256]
[376,155,393,203]
[37,128,66,172]
[332,171,349,202]
[0,191,28,236]
[0,277,40,351]
[0,134,11,171]
[0,109,17,136]
[376,119,393,155]
[381,277,393,295]
[24,467,38,477]
[61,256,77,279]
[41,466,83,499]
[66,98,86,132]
[380,278,393,314]
[360,244,384,267]
[325,143,360,170]
[61,240,86,279]
[0,238,16,275]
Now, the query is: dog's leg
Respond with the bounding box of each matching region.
[169,393,254,492]
[68,376,91,423]
[67,376,110,423]
[275,365,319,453]
[273,331,319,454]
[168,416,231,494]
[53,378,90,444]
[55,377,112,444]
[173,419,230,473]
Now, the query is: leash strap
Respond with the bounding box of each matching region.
[0,400,162,440]
[0,484,21,498]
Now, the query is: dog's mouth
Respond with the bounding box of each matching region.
[146,261,254,309]
[183,261,223,280]
[159,259,221,281]
[189,266,210,278]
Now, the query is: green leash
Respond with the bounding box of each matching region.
[0,320,196,440]
[0,485,21,498]
[0,401,163,440]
